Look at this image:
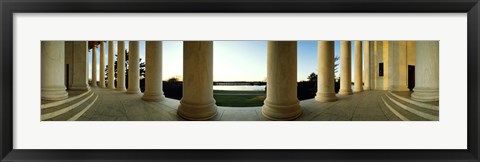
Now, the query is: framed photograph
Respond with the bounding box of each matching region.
[1,0,479,161]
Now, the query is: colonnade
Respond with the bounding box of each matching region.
[40,40,440,121]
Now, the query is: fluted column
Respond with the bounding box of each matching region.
[262,41,302,120]
[127,41,141,94]
[116,41,126,91]
[99,41,106,88]
[86,47,89,85]
[315,41,337,102]
[374,41,387,90]
[383,41,390,90]
[142,41,165,101]
[107,41,115,89]
[353,41,363,92]
[91,44,97,87]
[70,41,90,91]
[178,41,217,120]
[374,41,380,90]
[363,41,371,90]
[369,41,376,90]
[339,41,353,95]
[41,41,68,100]
[388,41,409,92]
[411,41,439,101]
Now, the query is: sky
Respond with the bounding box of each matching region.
[88,41,360,82]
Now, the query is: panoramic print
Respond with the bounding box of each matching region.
[40,41,439,121]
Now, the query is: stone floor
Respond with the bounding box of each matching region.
[76,88,401,121]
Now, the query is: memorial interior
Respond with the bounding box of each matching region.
[40,41,439,121]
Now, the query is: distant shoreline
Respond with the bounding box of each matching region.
[213,90,265,95]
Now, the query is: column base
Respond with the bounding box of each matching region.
[314,92,337,102]
[364,86,371,90]
[177,100,217,120]
[142,94,166,102]
[116,87,127,91]
[126,89,141,94]
[90,83,97,87]
[353,87,363,93]
[411,87,439,102]
[338,89,353,95]
[99,82,105,88]
[41,88,68,101]
[107,85,115,89]
[262,100,302,121]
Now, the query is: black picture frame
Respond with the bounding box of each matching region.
[1,0,479,161]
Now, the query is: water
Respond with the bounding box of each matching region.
[213,85,352,92]
[213,85,266,91]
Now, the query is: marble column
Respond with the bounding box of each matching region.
[374,41,379,90]
[70,41,90,91]
[363,41,371,90]
[178,41,217,120]
[383,41,390,90]
[85,44,89,87]
[142,41,165,101]
[411,41,439,101]
[375,41,386,90]
[388,41,409,92]
[262,41,302,120]
[353,41,363,92]
[369,41,375,90]
[64,42,74,89]
[116,41,126,91]
[107,41,115,89]
[41,41,68,100]
[127,41,141,94]
[91,44,97,87]
[315,41,337,102]
[99,41,106,88]
[339,41,353,95]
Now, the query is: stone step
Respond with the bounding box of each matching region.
[48,93,99,121]
[385,93,439,121]
[41,90,93,115]
[381,95,428,121]
[375,95,402,121]
[68,94,99,121]
[380,96,409,121]
[388,91,439,111]
[41,91,95,121]
[41,90,90,109]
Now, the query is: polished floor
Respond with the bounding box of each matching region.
[59,88,438,121]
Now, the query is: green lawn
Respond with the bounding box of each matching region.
[213,90,266,107]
